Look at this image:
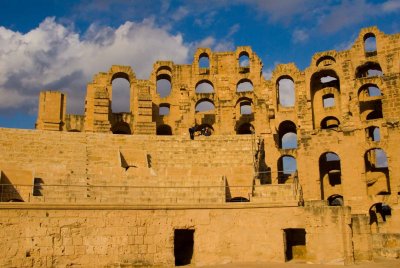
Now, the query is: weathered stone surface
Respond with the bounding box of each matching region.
[0,26,399,266]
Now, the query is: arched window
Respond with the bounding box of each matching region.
[239,52,249,68]
[237,79,253,92]
[240,102,252,115]
[195,99,215,113]
[278,121,297,149]
[310,70,340,129]
[156,124,172,135]
[112,122,131,135]
[355,62,383,78]
[237,123,254,135]
[319,152,342,200]
[277,76,295,107]
[277,156,297,184]
[366,126,380,142]
[316,55,336,67]
[367,85,381,96]
[199,53,210,69]
[112,76,130,113]
[321,116,340,129]
[195,80,214,93]
[322,94,335,108]
[364,33,377,56]
[159,103,170,116]
[369,203,391,233]
[327,194,343,206]
[156,74,172,98]
[365,148,390,195]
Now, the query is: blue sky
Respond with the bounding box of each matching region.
[0,0,399,129]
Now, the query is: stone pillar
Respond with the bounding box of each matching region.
[35,91,66,131]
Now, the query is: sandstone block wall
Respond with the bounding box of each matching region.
[0,202,352,267]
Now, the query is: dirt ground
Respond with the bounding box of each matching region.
[200,257,400,268]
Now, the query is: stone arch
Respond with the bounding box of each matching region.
[236,79,253,92]
[321,116,340,129]
[235,97,253,115]
[159,103,170,116]
[111,122,131,135]
[156,73,172,98]
[195,98,215,113]
[310,69,340,129]
[276,76,295,107]
[277,155,297,184]
[236,122,254,135]
[278,120,297,149]
[239,51,250,68]
[111,72,132,113]
[195,80,214,93]
[369,202,392,233]
[316,55,336,67]
[364,32,377,56]
[355,62,383,78]
[365,126,380,142]
[157,124,172,135]
[198,52,210,69]
[319,152,342,200]
[327,194,344,206]
[365,148,390,195]
[358,83,383,121]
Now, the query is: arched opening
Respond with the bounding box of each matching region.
[195,99,215,113]
[157,74,172,98]
[368,85,382,97]
[159,103,170,116]
[239,51,250,68]
[364,33,377,56]
[319,152,342,200]
[157,124,172,135]
[322,93,335,108]
[321,116,340,129]
[310,70,340,129]
[227,196,250,202]
[277,76,295,107]
[237,79,253,92]
[316,55,336,67]
[197,124,214,136]
[237,123,254,135]
[369,203,392,233]
[240,101,252,115]
[277,155,297,184]
[199,53,210,69]
[112,77,130,113]
[278,121,297,149]
[365,148,390,195]
[68,129,81,132]
[195,80,214,93]
[355,62,383,78]
[366,126,380,142]
[358,84,383,120]
[112,122,131,135]
[327,194,344,206]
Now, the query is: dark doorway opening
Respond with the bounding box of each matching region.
[174,229,194,266]
[284,228,306,262]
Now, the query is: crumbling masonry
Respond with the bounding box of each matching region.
[0,26,399,267]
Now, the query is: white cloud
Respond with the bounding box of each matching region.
[292,29,309,43]
[382,0,400,12]
[0,17,189,114]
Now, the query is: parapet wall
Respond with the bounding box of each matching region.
[0,202,353,267]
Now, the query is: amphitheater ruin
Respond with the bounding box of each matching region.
[0,26,399,267]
